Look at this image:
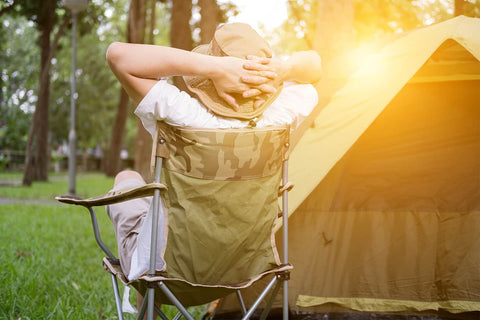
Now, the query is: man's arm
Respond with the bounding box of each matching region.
[279,50,322,84]
[106,42,276,109]
[241,50,322,99]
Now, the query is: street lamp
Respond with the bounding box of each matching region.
[63,0,88,195]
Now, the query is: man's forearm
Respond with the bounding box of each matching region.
[283,50,322,84]
[106,42,220,80]
[106,42,277,107]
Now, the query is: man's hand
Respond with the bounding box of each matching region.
[210,56,278,110]
[242,55,289,108]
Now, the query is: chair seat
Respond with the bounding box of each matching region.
[102,257,292,306]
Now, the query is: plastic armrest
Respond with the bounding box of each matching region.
[55,182,167,207]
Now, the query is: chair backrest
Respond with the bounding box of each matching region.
[150,122,290,288]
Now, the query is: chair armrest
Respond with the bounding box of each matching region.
[55,182,167,207]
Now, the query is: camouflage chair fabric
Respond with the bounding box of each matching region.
[131,121,291,306]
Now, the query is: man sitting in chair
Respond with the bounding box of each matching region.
[105,23,321,309]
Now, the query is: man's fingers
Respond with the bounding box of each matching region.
[254,70,277,79]
[241,72,277,85]
[243,61,275,72]
[243,88,262,98]
[241,75,266,85]
[218,92,239,111]
[254,99,266,109]
[246,55,271,64]
[242,83,276,98]
[257,84,276,94]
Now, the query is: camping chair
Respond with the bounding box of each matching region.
[56,121,293,320]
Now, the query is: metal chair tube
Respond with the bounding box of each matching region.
[172,312,183,320]
[157,282,195,320]
[137,293,148,320]
[147,157,164,320]
[259,279,282,320]
[236,290,248,316]
[242,276,278,320]
[88,207,117,262]
[111,274,124,320]
[282,160,289,320]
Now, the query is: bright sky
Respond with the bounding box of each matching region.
[219,0,288,36]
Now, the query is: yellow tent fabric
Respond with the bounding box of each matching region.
[288,15,480,218]
[216,16,480,318]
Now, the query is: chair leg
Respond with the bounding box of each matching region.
[236,290,247,316]
[259,278,283,320]
[241,276,278,320]
[137,293,148,320]
[282,161,289,320]
[137,290,170,320]
[110,274,124,320]
[147,287,157,320]
[157,281,195,320]
[283,279,288,320]
[155,304,169,320]
[172,312,183,320]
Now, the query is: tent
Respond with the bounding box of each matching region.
[215,15,480,318]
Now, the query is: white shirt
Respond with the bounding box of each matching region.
[128,80,318,281]
[135,80,318,138]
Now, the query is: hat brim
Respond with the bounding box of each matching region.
[184,73,282,120]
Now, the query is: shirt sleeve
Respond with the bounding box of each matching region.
[258,82,319,130]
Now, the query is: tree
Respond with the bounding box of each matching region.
[17,0,70,185]
[455,0,464,16]
[199,0,219,44]
[104,0,147,177]
[105,0,171,179]
[313,0,354,62]
[170,0,193,93]
[1,0,119,176]
[127,0,152,180]
[131,0,194,180]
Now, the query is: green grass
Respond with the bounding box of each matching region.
[0,172,115,200]
[0,172,206,319]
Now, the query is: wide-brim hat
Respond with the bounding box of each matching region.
[183,23,282,120]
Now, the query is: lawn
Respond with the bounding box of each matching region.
[0,172,205,319]
[0,172,115,200]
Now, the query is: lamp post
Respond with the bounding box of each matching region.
[63,0,88,195]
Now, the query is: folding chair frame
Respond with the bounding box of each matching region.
[57,132,292,320]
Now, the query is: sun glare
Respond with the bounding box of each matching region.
[220,0,288,36]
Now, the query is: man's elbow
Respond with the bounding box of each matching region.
[308,50,323,83]
[106,42,125,69]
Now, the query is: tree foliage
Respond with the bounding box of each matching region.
[0,0,133,177]
[0,16,39,150]
[274,0,480,56]
[12,0,479,178]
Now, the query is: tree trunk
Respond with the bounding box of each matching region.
[133,119,153,181]
[105,0,149,178]
[148,0,156,44]
[313,0,354,63]
[104,89,130,176]
[22,1,55,185]
[127,0,154,180]
[170,0,192,91]
[128,0,147,44]
[199,0,218,44]
[454,0,464,16]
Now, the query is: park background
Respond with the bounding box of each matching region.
[2,0,480,184]
[1,0,480,319]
